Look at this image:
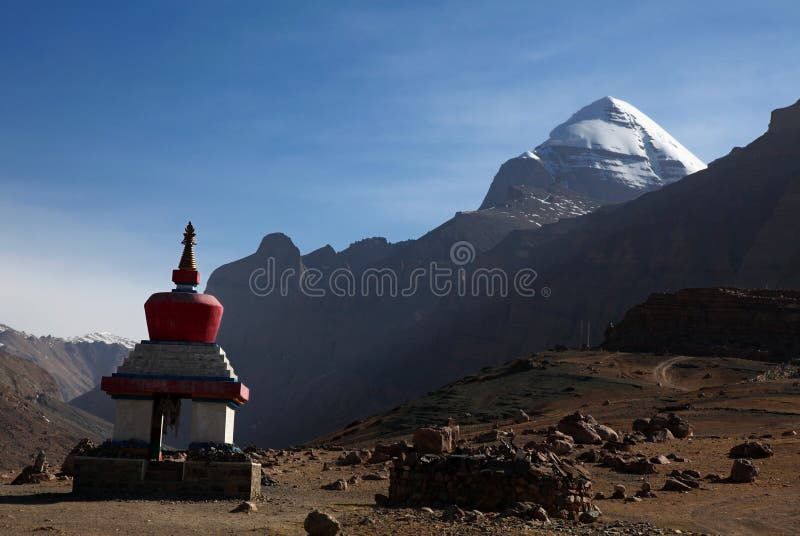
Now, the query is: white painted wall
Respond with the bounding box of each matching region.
[113,398,154,442]
[190,401,234,444]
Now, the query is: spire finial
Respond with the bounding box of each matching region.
[178,221,197,271]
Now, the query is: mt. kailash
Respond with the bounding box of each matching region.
[480,96,705,210]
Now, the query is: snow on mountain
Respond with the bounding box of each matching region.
[481,96,706,208]
[69,332,137,349]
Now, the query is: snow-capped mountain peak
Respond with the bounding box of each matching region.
[480,96,706,208]
[69,331,137,349]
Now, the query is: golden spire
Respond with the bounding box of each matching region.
[178,221,197,271]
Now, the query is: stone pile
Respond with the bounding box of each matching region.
[11,451,55,485]
[632,413,692,441]
[386,447,594,519]
[556,412,618,444]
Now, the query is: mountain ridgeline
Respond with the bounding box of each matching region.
[196,96,725,447]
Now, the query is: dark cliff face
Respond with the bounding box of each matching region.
[602,288,800,359]
[205,99,800,448]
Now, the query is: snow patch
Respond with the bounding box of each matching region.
[69,332,136,349]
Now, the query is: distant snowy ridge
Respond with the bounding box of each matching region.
[69,332,136,349]
[481,96,706,208]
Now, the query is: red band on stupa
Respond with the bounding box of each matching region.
[172,269,201,285]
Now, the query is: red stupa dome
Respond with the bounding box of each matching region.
[144,222,223,344]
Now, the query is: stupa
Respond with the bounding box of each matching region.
[72,223,260,499]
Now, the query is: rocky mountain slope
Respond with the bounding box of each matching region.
[602,288,800,359]
[185,97,708,447]
[0,348,111,471]
[0,325,134,401]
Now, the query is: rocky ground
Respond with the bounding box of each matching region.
[1,351,799,535]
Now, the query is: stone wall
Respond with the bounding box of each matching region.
[603,288,800,360]
[72,457,260,499]
[387,454,592,518]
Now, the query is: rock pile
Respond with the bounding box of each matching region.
[11,451,55,485]
[386,446,594,519]
[632,413,692,441]
[556,412,618,444]
[60,438,96,477]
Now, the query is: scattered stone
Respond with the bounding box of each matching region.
[556,412,602,444]
[662,478,692,492]
[337,450,371,466]
[321,479,348,491]
[594,424,620,442]
[579,510,601,523]
[667,453,689,463]
[602,400,611,406]
[611,484,626,499]
[11,451,55,485]
[782,430,797,437]
[347,475,360,486]
[230,501,257,513]
[414,425,461,454]
[441,505,466,521]
[502,502,548,522]
[514,409,531,423]
[420,507,434,514]
[636,481,657,498]
[593,491,606,500]
[362,472,389,481]
[304,510,341,536]
[60,439,95,477]
[374,493,389,506]
[729,441,774,459]
[261,475,278,486]
[625,496,642,503]
[729,458,760,483]
[371,441,412,463]
[650,455,671,465]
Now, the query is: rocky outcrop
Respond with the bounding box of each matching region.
[603,288,800,360]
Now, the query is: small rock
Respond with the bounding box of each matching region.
[514,409,531,423]
[662,478,692,492]
[420,507,434,514]
[625,496,642,503]
[362,472,389,481]
[374,493,389,506]
[230,501,257,513]
[593,491,606,500]
[579,510,601,523]
[781,430,797,437]
[304,510,341,536]
[650,455,671,464]
[612,484,626,499]
[321,479,347,491]
[441,505,466,521]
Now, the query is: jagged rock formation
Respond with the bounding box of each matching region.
[602,288,800,359]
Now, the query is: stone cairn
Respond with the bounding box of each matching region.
[387,427,593,519]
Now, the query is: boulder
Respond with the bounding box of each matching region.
[414,426,460,454]
[304,510,341,536]
[557,412,602,444]
[729,458,760,483]
[594,425,619,442]
[729,441,774,459]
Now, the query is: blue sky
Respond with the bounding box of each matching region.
[2,1,799,339]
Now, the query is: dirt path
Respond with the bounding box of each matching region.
[652,355,693,389]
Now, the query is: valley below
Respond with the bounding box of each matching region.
[2,350,799,535]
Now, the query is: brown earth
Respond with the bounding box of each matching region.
[2,351,800,535]
[0,349,111,472]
